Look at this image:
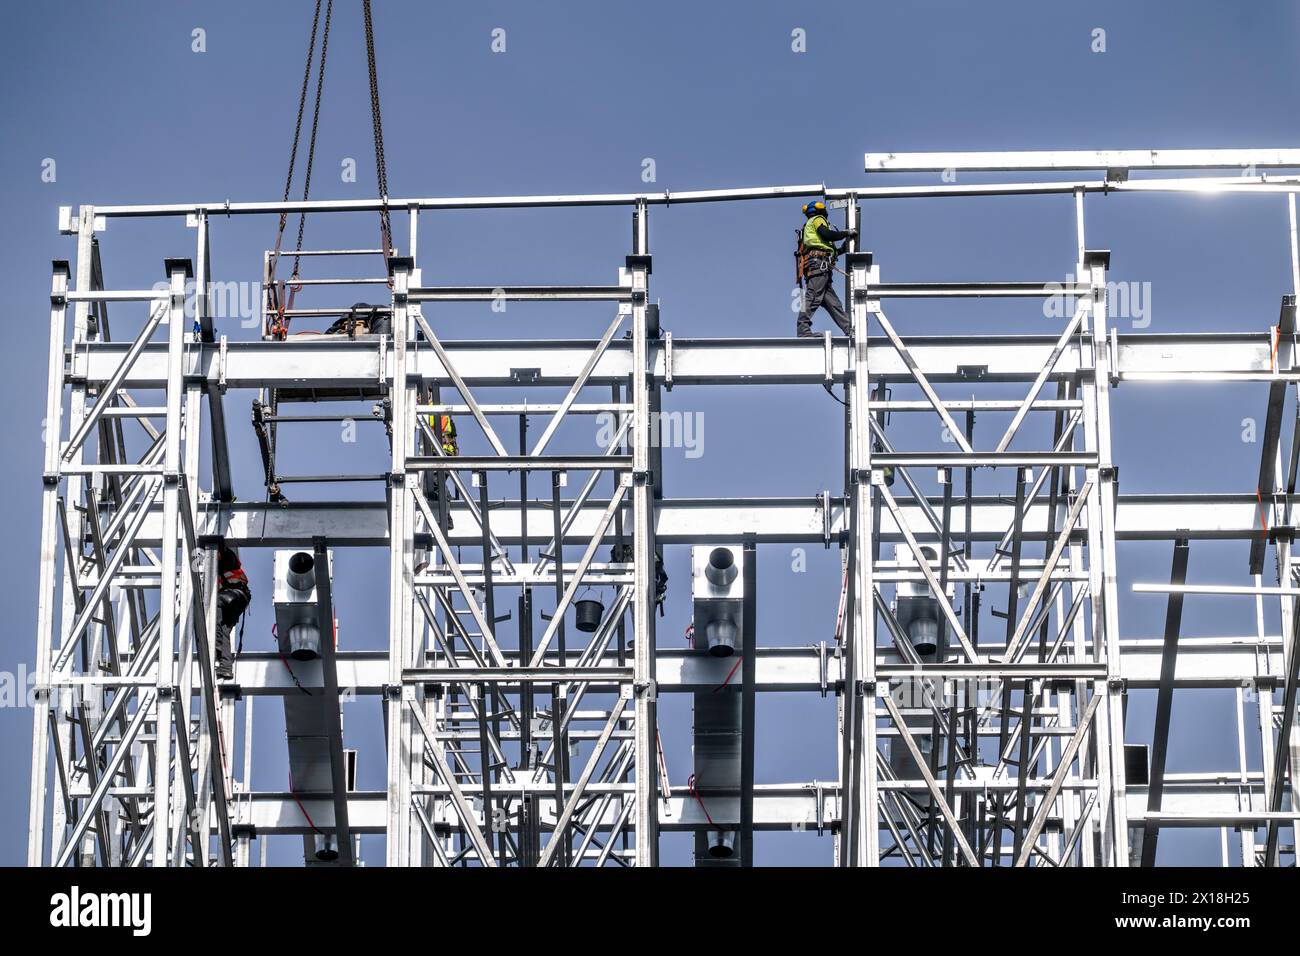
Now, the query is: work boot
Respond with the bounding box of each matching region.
[215,658,234,681]
[797,329,819,338]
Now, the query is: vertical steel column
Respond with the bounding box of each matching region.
[1080,248,1128,865]
[843,224,879,866]
[171,387,203,865]
[1265,193,1300,865]
[27,261,71,866]
[1143,538,1190,866]
[1069,190,1094,867]
[629,201,657,866]
[152,258,192,866]
[60,208,98,860]
[740,535,757,865]
[386,256,417,865]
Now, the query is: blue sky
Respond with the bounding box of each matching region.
[1,0,1298,866]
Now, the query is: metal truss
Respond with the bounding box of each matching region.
[27,148,1300,867]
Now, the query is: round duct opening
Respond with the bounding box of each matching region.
[705,619,737,658]
[286,551,316,591]
[289,622,321,661]
[705,547,738,587]
[909,618,939,657]
[707,829,737,859]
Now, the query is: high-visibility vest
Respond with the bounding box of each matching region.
[801,215,835,255]
[218,547,248,589]
[431,414,458,455]
[221,566,248,587]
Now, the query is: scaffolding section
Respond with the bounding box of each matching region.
[26,148,1300,866]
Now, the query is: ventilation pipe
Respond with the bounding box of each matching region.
[706,830,737,858]
[889,544,955,806]
[313,834,339,862]
[705,619,737,657]
[705,547,738,587]
[286,551,316,591]
[288,623,321,661]
[694,546,744,657]
[275,550,329,660]
[893,545,950,663]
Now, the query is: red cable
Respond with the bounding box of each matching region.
[712,655,743,693]
[288,772,323,835]
[273,629,324,834]
[271,624,312,694]
[686,774,716,828]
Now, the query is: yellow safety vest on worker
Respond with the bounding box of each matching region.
[430,414,458,456]
[802,214,836,255]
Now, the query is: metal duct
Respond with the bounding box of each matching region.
[271,548,343,865]
[690,545,746,866]
[889,545,954,804]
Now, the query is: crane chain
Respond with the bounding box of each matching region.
[363,0,393,262]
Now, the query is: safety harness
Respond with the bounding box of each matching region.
[795,214,837,285]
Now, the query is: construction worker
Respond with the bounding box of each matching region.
[795,200,858,337]
[432,413,458,457]
[215,544,251,681]
[611,543,668,616]
[425,412,458,528]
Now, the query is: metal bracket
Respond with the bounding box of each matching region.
[664,331,674,392]
[1109,326,1120,386]
[218,334,228,393]
[817,641,828,697]
[635,679,657,701]
[819,489,832,547]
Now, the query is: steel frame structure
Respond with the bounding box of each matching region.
[27,148,1300,867]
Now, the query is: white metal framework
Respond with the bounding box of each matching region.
[27,148,1300,867]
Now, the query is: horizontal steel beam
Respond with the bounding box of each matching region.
[212,638,1284,696]
[75,169,1300,221]
[225,787,838,835]
[130,494,1278,548]
[865,148,1300,172]
[71,333,1277,390]
[225,780,1286,835]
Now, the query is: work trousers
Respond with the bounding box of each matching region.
[215,585,251,668]
[797,262,851,336]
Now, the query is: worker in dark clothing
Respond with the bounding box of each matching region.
[795,200,858,337]
[611,544,668,616]
[215,544,251,681]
